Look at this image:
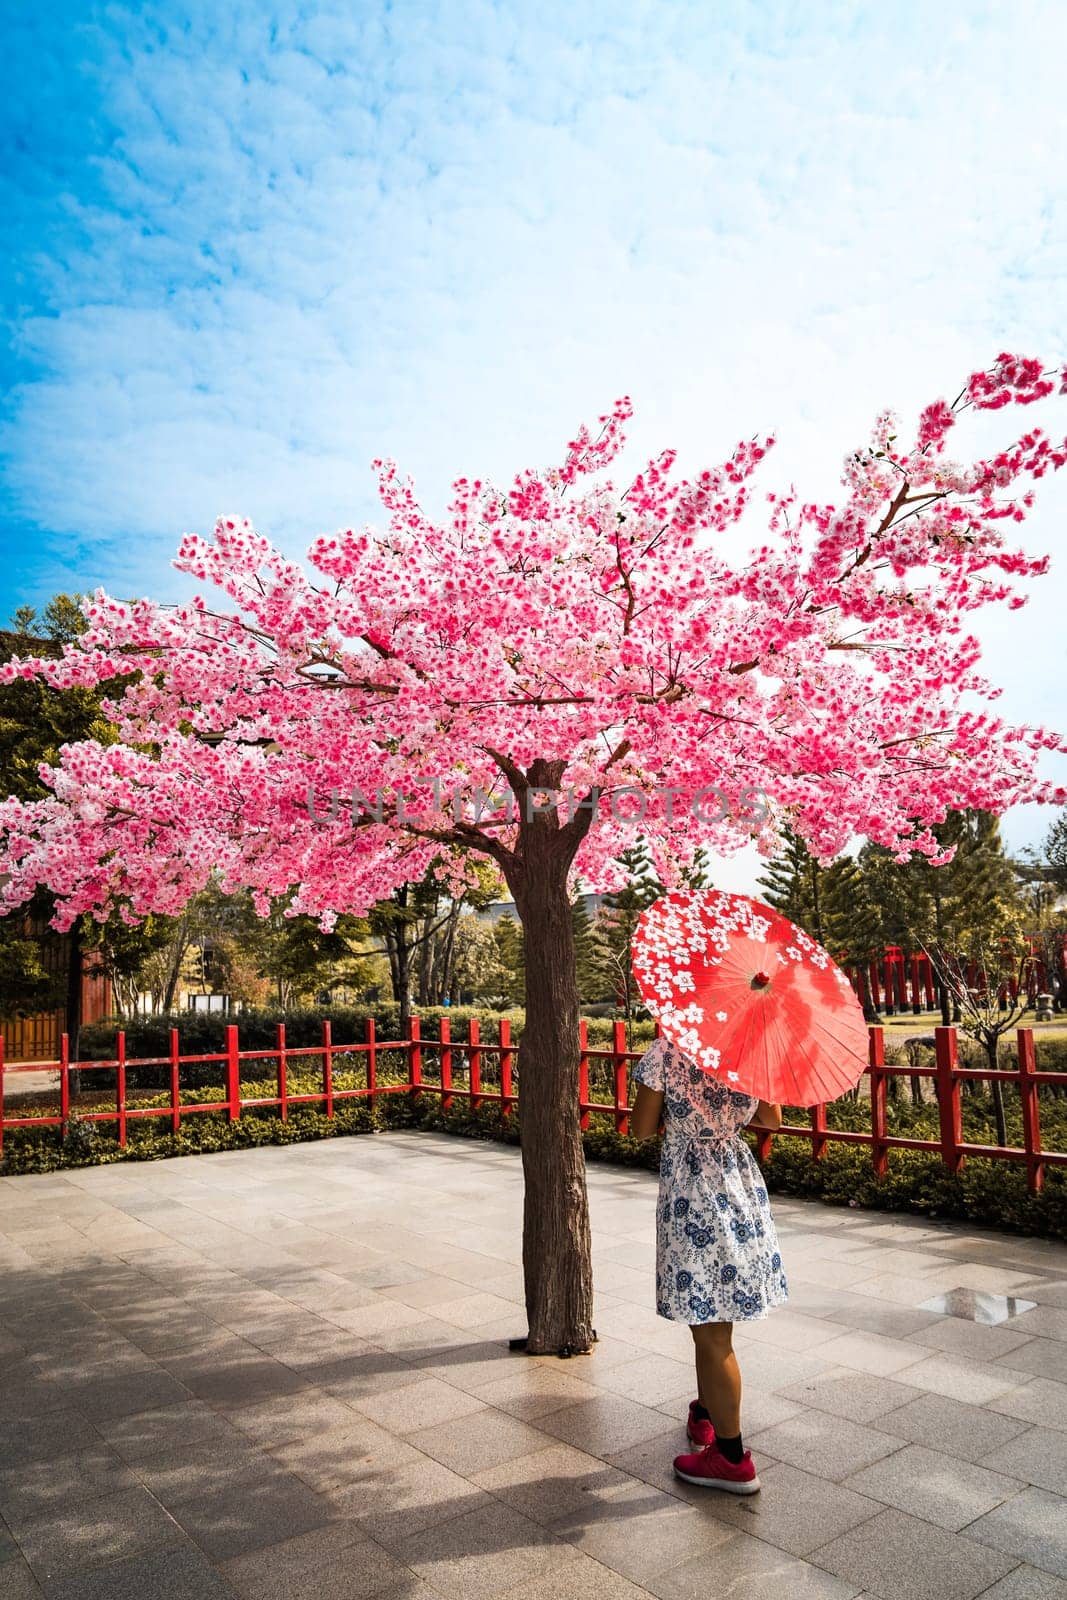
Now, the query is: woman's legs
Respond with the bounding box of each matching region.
[690,1321,741,1438]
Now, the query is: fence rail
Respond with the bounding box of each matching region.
[1,1018,1063,1192]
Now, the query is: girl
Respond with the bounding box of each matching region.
[630,1032,788,1493]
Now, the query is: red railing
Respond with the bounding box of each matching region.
[0,1018,1063,1192]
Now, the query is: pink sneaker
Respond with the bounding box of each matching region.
[673,1443,760,1493]
[686,1401,716,1449]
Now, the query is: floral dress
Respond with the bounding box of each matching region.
[634,1035,789,1324]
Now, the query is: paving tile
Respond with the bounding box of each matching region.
[876,1393,1031,1463]
[430,1293,525,1331]
[692,1458,884,1556]
[0,1412,103,1468]
[896,1355,1032,1406]
[647,1530,862,1599]
[227,1389,367,1447]
[161,1350,314,1410]
[488,1551,650,1599]
[268,1417,423,1495]
[467,1363,601,1421]
[748,1410,904,1480]
[472,1442,628,1527]
[0,1447,140,1525]
[586,1355,696,1407]
[978,1426,1067,1494]
[776,1367,924,1424]
[1006,1306,1067,1342]
[156,1462,341,1562]
[349,1376,487,1433]
[0,1559,44,1598]
[714,1341,836,1393]
[990,1377,1067,1430]
[843,1443,1024,1531]
[220,1526,416,1599]
[544,1476,735,1586]
[905,1318,1036,1362]
[1011,1279,1067,1310]
[811,1506,1017,1599]
[323,1302,428,1339]
[59,1370,196,1423]
[40,1543,237,1600]
[994,1336,1067,1385]
[809,1330,932,1378]
[965,1487,1067,1579]
[390,1497,579,1599]
[130,1434,271,1498]
[15,1487,186,1584]
[537,1393,689,1457]
[975,1567,1067,1598]
[331,1454,489,1541]
[416,1408,555,1476]
[315,1353,427,1404]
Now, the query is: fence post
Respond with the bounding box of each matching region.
[499,1018,513,1118]
[811,1100,827,1161]
[322,1019,334,1119]
[60,1032,71,1133]
[365,1016,376,1104]
[1017,1028,1045,1193]
[469,1017,481,1111]
[440,1016,453,1112]
[116,1031,127,1148]
[276,1022,288,1121]
[226,1024,241,1122]
[409,1016,422,1102]
[613,1020,629,1135]
[169,1028,180,1135]
[869,1026,888,1177]
[934,1026,963,1175]
[578,1019,590,1132]
[0,1034,5,1158]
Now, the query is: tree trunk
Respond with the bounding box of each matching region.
[396,924,412,1040]
[505,809,594,1357]
[809,858,824,945]
[438,902,461,1004]
[417,911,434,1005]
[986,1038,1008,1148]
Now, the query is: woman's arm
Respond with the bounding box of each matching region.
[747,1100,782,1130]
[629,1084,665,1141]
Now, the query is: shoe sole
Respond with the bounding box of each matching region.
[673,1466,761,1493]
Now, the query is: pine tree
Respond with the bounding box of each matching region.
[572,893,613,1003]
[757,828,827,941]
[597,840,663,1031]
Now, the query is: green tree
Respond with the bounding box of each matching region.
[572,893,613,1004]
[0,601,123,1050]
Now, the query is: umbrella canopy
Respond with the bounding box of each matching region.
[631,889,869,1107]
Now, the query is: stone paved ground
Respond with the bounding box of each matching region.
[1,1131,1066,1600]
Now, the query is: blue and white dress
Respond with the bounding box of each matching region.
[634,1035,789,1324]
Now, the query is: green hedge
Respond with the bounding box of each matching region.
[3,1066,1064,1241]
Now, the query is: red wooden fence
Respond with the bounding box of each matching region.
[1,1018,1063,1192]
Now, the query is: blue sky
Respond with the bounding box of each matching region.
[2,0,1066,885]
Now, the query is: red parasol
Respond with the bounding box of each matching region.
[631,889,868,1107]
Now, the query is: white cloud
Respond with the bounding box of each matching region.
[3,0,1066,876]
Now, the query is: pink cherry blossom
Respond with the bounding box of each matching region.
[1,358,1066,933]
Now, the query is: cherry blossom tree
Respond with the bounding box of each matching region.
[2,353,1066,1353]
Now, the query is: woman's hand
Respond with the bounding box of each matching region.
[747,1100,782,1130]
[629,1085,665,1141]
